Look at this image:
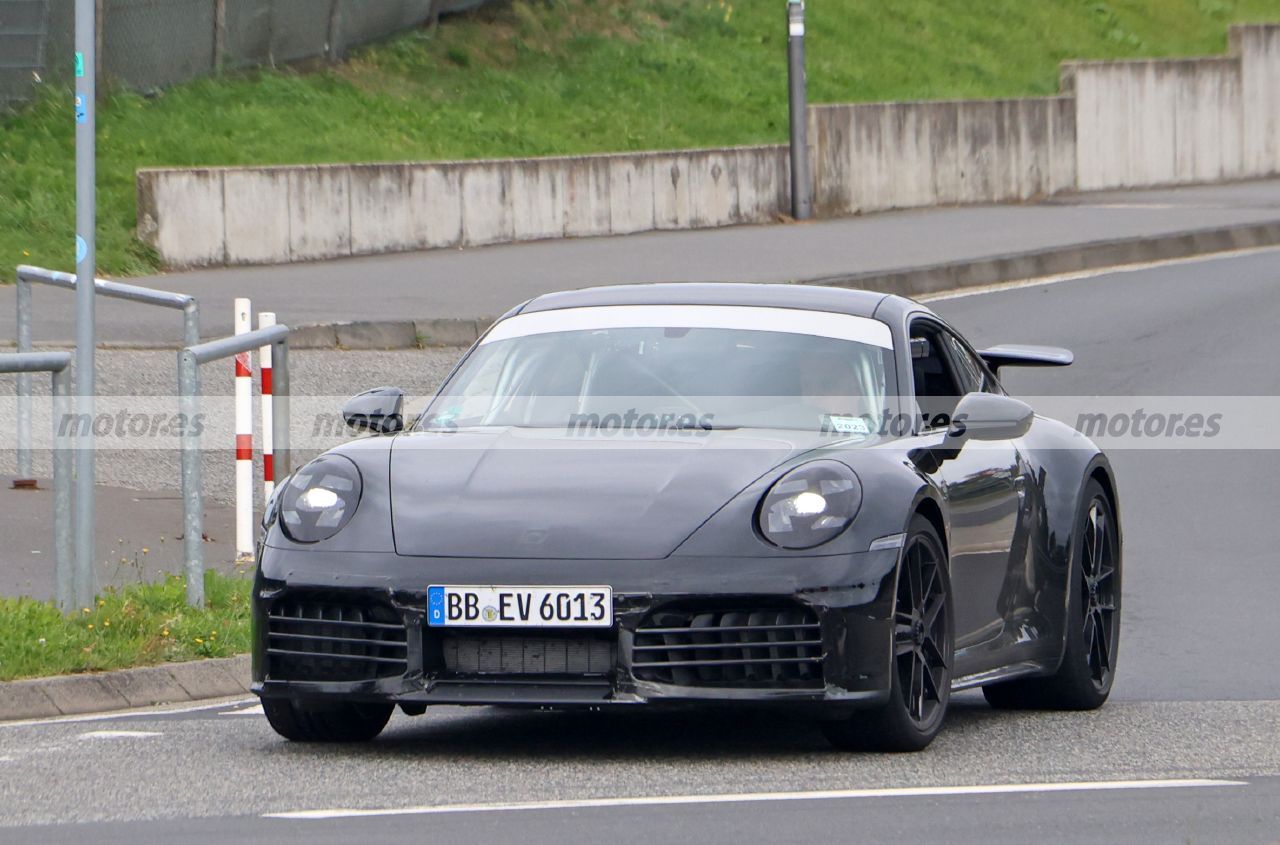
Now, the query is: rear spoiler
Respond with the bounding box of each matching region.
[978,344,1073,373]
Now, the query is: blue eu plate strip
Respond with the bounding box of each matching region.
[427,586,445,627]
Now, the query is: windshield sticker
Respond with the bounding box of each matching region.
[822,415,870,436]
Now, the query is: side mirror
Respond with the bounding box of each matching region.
[342,387,405,434]
[947,393,1033,442]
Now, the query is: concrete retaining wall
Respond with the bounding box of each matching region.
[808,97,1076,217]
[1064,57,1244,191]
[137,23,1280,270]
[137,146,789,269]
[1231,24,1280,177]
[1065,23,1280,190]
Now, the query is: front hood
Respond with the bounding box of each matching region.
[389,427,823,558]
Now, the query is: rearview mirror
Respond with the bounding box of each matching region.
[947,393,1033,442]
[342,387,405,434]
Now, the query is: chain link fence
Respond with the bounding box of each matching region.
[1,0,491,112]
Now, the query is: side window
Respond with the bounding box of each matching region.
[940,332,985,395]
[909,321,963,430]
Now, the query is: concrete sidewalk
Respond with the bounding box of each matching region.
[5,179,1280,347]
[0,478,239,601]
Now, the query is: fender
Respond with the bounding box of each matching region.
[1018,416,1119,675]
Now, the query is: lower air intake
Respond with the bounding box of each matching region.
[267,596,408,682]
[442,635,615,676]
[632,605,824,689]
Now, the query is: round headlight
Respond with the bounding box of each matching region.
[758,460,862,550]
[278,454,362,544]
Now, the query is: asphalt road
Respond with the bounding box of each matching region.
[2,249,1279,843]
[2,179,1280,344]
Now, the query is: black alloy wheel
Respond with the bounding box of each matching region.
[983,478,1121,710]
[824,515,954,752]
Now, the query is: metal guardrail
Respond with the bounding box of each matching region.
[14,264,200,484]
[0,351,79,610]
[179,324,290,607]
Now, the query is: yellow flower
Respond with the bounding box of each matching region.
[97,600,105,607]
[194,637,204,644]
[161,629,169,637]
[103,619,110,627]
[141,548,149,554]
[86,624,94,630]
[81,608,90,614]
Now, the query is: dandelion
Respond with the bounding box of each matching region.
[86,624,94,630]
[142,548,150,554]
[161,629,169,637]
[194,637,204,644]
[98,599,105,607]
[103,619,110,627]
[81,608,90,614]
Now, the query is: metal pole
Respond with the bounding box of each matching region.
[178,349,204,607]
[183,300,200,348]
[272,337,290,479]
[52,367,73,611]
[787,0,813,220]
[15,275,33,485]
[74,0,98,605]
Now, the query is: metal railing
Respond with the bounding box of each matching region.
[0,351,78,610]
[179,324,290,607]
[14,264,200,484]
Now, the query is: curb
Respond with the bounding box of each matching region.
[8,219,1279,352]
[286,219,1280,348]
[0,654,251,722]
[804,218,1280,297]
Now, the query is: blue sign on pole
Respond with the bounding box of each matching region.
[74,95,87,124]
[75,235,87,264]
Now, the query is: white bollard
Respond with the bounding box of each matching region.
[259,312,276,502]
[234,298,253,560]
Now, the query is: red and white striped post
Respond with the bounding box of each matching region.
[233,298,253,560]
[258,312,276,501]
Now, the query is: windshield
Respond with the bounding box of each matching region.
[419,306,897,434]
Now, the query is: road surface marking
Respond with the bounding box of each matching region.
[79,730,163,739]
[0,697,255,729]
[919,244,1280,303]
[265,778,1247,820]
[220,704,264,716]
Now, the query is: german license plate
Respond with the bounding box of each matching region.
[427,585,613,628]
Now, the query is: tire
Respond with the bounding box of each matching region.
[983,479,1120,710]
[823,515,955,752]
[262,697,394,742]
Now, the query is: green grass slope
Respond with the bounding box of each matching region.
[4,0,1280,276]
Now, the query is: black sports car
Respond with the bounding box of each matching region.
[253,283,1121,751]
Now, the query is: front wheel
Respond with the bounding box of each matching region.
[823,515,954,752]
[262,697,394,742]
[983,479,1121,710]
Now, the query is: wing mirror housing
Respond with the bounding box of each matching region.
[947,393,1034,442]
[342,387,405,434]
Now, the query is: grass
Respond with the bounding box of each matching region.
[0,572,251,682]
[4,0,1280,276]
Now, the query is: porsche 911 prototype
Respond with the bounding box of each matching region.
[253,283,1120,751]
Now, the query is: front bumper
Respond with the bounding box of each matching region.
[252,548,900,710]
